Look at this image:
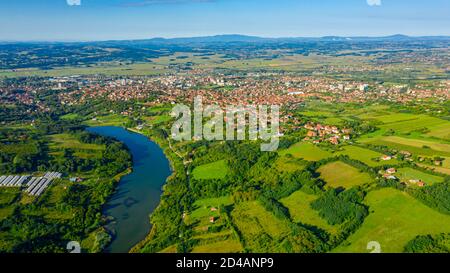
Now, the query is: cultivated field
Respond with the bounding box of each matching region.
[336,145,399,167]
[317,161,373,189]
[396,167,445,185]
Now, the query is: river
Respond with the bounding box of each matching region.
[87,126,172,253]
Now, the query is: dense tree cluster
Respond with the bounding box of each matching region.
[404,233,450,253]
[409,179,450,215]
[311,188,367,225]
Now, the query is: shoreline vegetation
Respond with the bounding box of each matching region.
[124,127,181,253]
[133,132,187,253]
[84,125,175,253]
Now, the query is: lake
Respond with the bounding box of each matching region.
[87,126,172,253]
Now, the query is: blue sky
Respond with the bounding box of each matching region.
[0,0,449,41]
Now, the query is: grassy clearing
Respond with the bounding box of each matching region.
[317,161,373,189]
[427,124,450,140]
[192,160,229,180]
[442,157,450,169]
[300,111,335,117]
[0,143,38,155]
[374,115,450,141]
[185,196,242,253]
[83,114,129,127]
[370,113,419,124]
[46,181,72,204]
[60,113,80,120]
[0,207,14,221]
[0,188,21,206]
[191,238,243,253]
[419,157,450,175]
[274,156,307,172]
[279,142,333,161]
[184,196,233,237]
[333,188,450,253]
[360,137,450,157]
[358,112,450,141]
[158,244,178,253]
[396,168,445,185]
[49,134,105,151]
[143,115,172,125]
[419,165,450,175]
[379,136,450,153]
[280,190,339,234]
[231,201,292,252]
[187,196,233,222]
[49,134,105,159]
[336,145,399,167]
[323,117,345,125]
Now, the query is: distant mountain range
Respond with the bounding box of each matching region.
[122,34,450,44]
[1,34,449,45]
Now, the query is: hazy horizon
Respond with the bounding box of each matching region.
[0,0,449,41]
[2,33,450,43]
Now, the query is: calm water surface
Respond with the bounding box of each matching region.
[87,126,172,253]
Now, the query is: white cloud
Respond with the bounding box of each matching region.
[367,0,381,6]
[67,0,81,6]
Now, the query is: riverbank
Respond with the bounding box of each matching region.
[87,126,173,253]
[127,127,187,253]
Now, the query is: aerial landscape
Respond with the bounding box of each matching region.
[0,0,449,257]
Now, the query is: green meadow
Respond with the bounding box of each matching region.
[184,196,242,253]
[144,115,172,126]
[279,142,333,161]
[0,207,14,221]
[187,196,233,222]
[191,238,243,253]
[360,136,450,158]
[359,113,450,142]
[274,156,307,172]
[280,190,340,234]
[0,142,39,155]
[83,114,129,127]
[49,133,105,159]
[317,161,373,189]
[192,160,229,180]
[396,167,445,185]
[333,188,450,253]
[336,145,399,167]
[49,134,105,151]
[231,201,292,252]
[0,188,21,207]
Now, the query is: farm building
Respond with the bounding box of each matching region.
[386,168,397,174]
